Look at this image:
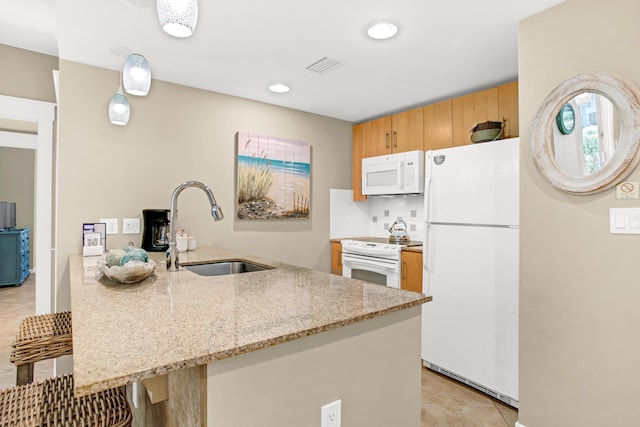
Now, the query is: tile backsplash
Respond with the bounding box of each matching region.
[330,189,425,242]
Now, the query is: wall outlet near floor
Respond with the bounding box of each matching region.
[123,218,140,234]
[321,399,341,427]
[100,218,118,235]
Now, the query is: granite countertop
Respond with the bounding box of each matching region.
[69,246,429,397]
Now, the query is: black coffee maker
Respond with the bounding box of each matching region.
[141,209,170,252]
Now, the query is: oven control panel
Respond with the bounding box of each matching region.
[340,240,403,258]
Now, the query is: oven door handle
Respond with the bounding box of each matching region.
[342,255,398,271]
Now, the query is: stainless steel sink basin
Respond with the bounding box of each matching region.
[183,260,273,276]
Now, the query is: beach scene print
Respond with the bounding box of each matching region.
[236,131,311,219]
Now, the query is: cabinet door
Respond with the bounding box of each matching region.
[391,107,424,153]
[452,87,499,146]
[0,233,19,285]
[423,99,453,150]
[331,242,343,275]
[401,250,423,293]
[365,116,392,157]
[498,81,519,138]
[352,123,367,201]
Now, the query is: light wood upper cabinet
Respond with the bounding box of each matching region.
[498,81,519,139]
[423,99,453,150]
[392,107,424,153]
[331,242,342,275]
[401,250,422,293]
[452,87,499,146]
[365,116,392,157]
[352,123,367,201]
[364,107,423,157]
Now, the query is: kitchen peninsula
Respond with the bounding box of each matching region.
[69,246,430,426]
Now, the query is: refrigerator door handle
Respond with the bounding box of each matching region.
[423,151,434,294]
[424,151,434,225]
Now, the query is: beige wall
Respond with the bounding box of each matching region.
[0,147,35,265]
[0,44,58,102]
[56,60,352,309]
[519,1,640,425]
[0,44,58,270]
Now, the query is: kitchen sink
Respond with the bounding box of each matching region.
[182,260,273,276]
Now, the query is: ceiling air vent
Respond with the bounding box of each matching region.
[305,56,342,74]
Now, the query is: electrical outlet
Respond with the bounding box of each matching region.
[100,218,118,235]
[321,399,341,427]
[123,218,140,234]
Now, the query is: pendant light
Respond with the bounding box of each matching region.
[123,0,152,96]
[157,0,198,38]
[109,71,131,126]
[123,53,151,96]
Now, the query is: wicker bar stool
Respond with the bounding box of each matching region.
[10,311,73,385]
[0,373,132,427]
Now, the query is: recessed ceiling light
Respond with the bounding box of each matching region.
[269,83,290,93]
[367,22,398,40]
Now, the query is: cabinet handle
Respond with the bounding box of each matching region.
[338,251,342,266]
[385,132,390,149]
[402,261,407,279]
[393,131,398,148]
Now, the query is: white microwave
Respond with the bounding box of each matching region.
[362,150,425,196]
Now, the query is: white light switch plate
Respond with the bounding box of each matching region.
[123,218,140,234]
[100,218,118,235]
[609,208,640,234]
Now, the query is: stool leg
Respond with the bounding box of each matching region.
[16,363,34,385]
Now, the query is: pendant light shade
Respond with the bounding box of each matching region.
[157,0,198,38]
[123,53,151,96]
[109,92,131,126]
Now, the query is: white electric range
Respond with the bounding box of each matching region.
[340,238,422,288]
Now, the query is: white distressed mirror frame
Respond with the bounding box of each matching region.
[531,72,640,194]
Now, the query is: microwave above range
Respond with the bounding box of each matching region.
[362,150,425,196]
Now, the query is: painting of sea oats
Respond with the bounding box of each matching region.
[236,131,311,219]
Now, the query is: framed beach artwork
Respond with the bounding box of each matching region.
[236,131,311,220]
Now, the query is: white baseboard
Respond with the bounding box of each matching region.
[515,422,526,427]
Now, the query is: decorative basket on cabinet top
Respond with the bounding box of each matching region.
[470,120,504,143]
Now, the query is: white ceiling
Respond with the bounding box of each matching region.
[1,0,564,123]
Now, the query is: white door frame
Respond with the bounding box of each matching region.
[0,95,56,314]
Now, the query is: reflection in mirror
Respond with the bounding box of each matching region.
[531,72,640,195]
[553,93,620,176]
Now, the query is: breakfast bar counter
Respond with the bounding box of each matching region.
[69,246,430,425]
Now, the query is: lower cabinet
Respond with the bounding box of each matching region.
[331,242,342,275]
[401,250,422,293]
[0,228,30,287]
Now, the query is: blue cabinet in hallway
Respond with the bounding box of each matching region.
[0,228,30,286]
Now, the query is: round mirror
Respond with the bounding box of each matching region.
[531,72,640,194]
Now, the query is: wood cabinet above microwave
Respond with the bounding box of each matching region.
[365,107,424,157]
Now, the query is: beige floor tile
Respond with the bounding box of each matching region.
[493,400,518,426]
[422,368,494,407]
[422,404,509,427]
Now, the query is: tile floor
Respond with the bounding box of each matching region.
[0,274,54,389]
[0,274,518,426]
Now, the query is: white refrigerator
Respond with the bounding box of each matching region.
[422,137,519,407]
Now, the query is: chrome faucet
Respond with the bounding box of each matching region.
[166,181,224,271]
